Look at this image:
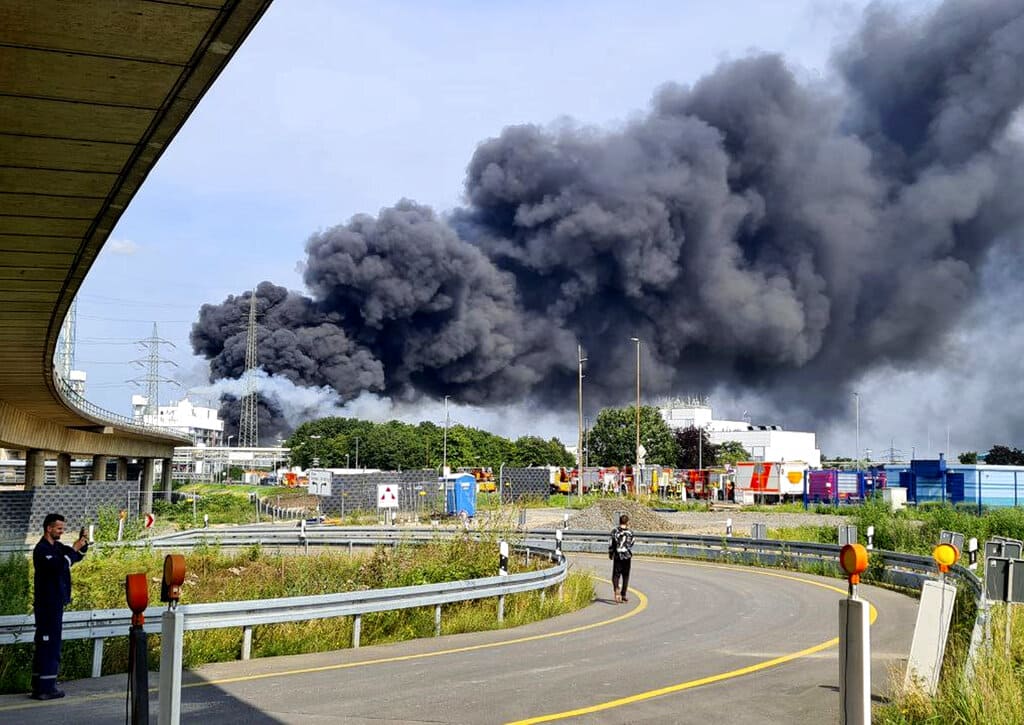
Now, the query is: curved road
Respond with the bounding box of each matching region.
[0,556,917,724]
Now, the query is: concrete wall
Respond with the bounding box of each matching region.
[0,481,138,541]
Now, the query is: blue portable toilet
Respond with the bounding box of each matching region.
[443,473,477,517]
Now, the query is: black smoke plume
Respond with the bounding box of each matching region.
[192,0,1024,440]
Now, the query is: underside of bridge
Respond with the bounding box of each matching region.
[0,0,272,460]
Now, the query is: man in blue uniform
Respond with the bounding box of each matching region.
[31,513,88,700]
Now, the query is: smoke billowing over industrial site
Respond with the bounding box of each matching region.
[192,0,1024,441]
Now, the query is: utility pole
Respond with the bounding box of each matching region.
[577,344,586,498]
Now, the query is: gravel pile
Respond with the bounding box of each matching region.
[565,499,676,532]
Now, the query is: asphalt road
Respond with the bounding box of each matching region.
[0,556,917,724]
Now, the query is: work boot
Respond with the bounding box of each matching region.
[30,689,65,701]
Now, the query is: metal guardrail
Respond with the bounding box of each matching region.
[0,524,984,679]
[52,373,191,443]
[0,530,566,677]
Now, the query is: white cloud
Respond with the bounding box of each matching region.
[106,238,140,255]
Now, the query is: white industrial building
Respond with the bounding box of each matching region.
[659,398,821,468]
[132,395,224,447]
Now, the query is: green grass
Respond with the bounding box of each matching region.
[0,538,592,694]
[876,604,1024,724]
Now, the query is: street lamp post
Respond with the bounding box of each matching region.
[853,392,860,473]
[354,437,360,470]
[225,435,234,483]
[442,395,450,476]
[309,435,322,468]
[577,343,586,499]
[630,337,641,487]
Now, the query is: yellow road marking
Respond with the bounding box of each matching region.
[0,574,646,712]
[507,558,879,724]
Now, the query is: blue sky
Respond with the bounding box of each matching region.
[76,0,1016,459]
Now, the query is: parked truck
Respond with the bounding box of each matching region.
[733,461,808,502]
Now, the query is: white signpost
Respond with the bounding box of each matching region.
[308,469,332,497]
[377,484,399,509]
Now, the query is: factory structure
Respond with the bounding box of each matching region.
[658,397,822,468]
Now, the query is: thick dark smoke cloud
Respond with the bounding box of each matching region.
[192,0,1024,441]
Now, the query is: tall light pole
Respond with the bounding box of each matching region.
[354,437,360,470]
[225,435,234,483]
[853,392,860,473]
[442,395,450,476]
[577,344,586,499]
[309,434,322,468]
[630,337,641,474]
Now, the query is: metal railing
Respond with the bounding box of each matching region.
[0,531,566,677]
[0,524,984,680]
[52,373,191,443]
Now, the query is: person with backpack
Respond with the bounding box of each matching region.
[609,513,634,603]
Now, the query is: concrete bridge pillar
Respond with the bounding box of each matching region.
[116,457,128,481]
[57,453,72,485]
[161,457,173,502]
[142,458,155,513]
[92,455,107,481]
[24,449,46,489]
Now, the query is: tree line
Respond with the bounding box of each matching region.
[285,417,574,472]
[959,446,1024,465]
[286,406,751,472]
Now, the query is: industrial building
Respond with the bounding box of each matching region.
[659,398,822,468]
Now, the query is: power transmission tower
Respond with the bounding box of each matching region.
[56,298,77,381]
[128,323,179,417]
[238,291,259,447]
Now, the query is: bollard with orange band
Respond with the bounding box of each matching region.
[839,543,869,597]
[124,572,150,723]
[932,543,960,576]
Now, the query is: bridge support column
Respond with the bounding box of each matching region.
[142,458,155,513]
[25,449,46,489]
[117,457,128,481]
[92,455,107,481]
[161,458,173,502]
[57,453,72,485]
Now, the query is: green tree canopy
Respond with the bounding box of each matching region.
[715,440,749,466]
[984,445,1024,465]
[588,405,676,467]
[674,426,717,469]
[958,451,978,464]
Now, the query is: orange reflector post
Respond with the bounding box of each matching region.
[125,572,148,625]
[161,554,186,603]
[932,543,960,573]
[839,543,869,586]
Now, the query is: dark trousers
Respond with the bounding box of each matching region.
[32,607,63,694]
[611,558,632,598]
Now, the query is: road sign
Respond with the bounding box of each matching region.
[986,557,1024,604]
[377,484,399,509]
[144,512,155,529]
[308,469,332,497]
[939,530,965,554]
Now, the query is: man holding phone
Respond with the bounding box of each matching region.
[31,513,88,700]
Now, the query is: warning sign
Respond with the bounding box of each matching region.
[377,484,399,509]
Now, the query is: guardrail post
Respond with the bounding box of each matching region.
[241,625,253,660]
[434,604,442,636]
[91,637,104,678]
[838,544,870,725]
[353,614,361,648]
[159,606,184,725]
[498,595,505,623]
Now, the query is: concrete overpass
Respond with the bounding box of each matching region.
[0,1,272,496]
